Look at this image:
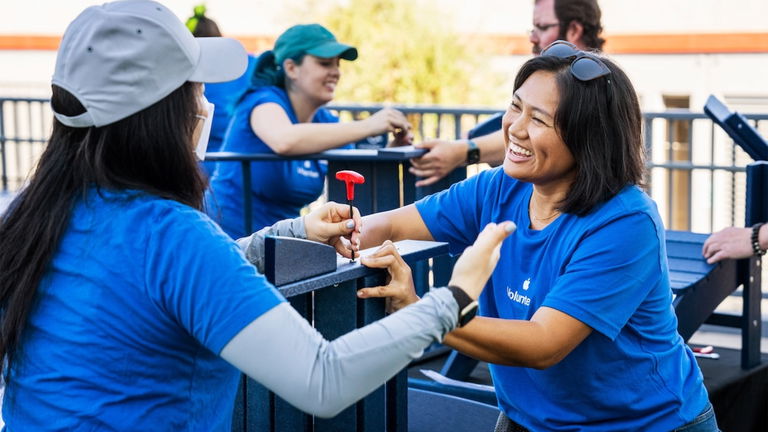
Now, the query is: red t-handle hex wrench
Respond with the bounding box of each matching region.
[335,170,365,261]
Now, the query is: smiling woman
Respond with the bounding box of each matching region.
[205,23,414,239]
[356,41,719,431]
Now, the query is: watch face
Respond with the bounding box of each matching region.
[467,148,481,164]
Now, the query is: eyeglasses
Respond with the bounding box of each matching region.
[530,22,559,35]
[540,40,611,82]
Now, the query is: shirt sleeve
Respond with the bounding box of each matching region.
[414,173,486,255]
[313,107,340,124]
[235,216,306,273]
[220,288,458,418]
[145,204,286,354]
[542,211,666,340]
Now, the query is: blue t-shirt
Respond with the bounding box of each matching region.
[206,85,339,238]
[416,167,709,431]
[201,54,258,176]
[3,188,285,431]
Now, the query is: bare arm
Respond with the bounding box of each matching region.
[444,306,593,369]
[360,204,433,250]
[409,130,506,187]
[358,216,592,370]
[251,104,410,155]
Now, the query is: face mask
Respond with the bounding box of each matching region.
[194,95,215,161]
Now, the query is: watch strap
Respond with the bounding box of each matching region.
[447,285,478,327]
[751,223,766,256]
[466,139,480,164]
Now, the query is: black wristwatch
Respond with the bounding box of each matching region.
[751,223,766,256]
[447,285,478,327]
[466,139,480,165]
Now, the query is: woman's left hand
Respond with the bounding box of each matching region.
[357,240,419,313]
[304,202,362,258]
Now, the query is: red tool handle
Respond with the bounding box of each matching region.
[335,170,365,201]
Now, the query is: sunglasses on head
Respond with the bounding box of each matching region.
[540,40,611,82]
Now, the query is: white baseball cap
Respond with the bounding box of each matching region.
[52,0,248,128]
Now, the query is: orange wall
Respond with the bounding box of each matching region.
[1,33,767,54]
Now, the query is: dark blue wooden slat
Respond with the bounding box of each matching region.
[314,280,359,432]
[276,240,448,298]
[375,146,428,159]
[665,241,709,259]
[704,95,768,161]
[667,257,713,275]
[358,275,388,432]
[665,230,710,243]
[741,162,767,368]
[370,162,402,213]
[206,147,426,163]
[407,387,499,432]
[386,371,408,432]
[669,273,702,287]
[268,295,313,432]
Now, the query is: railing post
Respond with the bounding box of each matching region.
[741,161,768,368]
[242,161,253,235]
[0,99,7,191]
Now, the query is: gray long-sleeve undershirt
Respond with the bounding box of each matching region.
[235,216,306,274]
[220,289,458,418]
[226,217,460,418]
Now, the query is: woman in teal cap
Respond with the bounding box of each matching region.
[207,24,412,239]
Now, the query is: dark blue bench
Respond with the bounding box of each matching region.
[233,239,449,432]
[407,387,498,432]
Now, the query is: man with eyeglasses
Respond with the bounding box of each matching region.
[530,0,604,55]
[409,0,605,187]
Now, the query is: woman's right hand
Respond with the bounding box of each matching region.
[449,222,516,300]
[365,108,411,138]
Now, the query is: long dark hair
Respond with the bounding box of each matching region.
[0,82,204,380]
[249,50,306,91]
[514,55,644,215]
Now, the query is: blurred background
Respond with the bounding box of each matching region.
[2,0,767,108]
[1,0,767,234]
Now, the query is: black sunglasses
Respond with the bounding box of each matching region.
[540,40,611,82]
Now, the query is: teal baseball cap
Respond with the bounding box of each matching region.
[273,24,358,65]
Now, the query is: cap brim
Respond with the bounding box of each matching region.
[307,42,358,61]
[189,37,248,83]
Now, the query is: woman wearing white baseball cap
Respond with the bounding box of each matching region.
[0,1,513,429]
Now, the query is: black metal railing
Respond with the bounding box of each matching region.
[3,96,767,237]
